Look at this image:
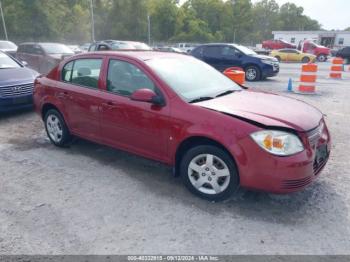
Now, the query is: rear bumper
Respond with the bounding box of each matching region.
[0,95,33,112]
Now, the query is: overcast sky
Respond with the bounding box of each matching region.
[251,0,349,30]
[179,0,349,30]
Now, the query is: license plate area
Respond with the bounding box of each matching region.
[13,96,30,104]
[313,144,328,173]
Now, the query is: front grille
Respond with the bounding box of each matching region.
[282,176,312,189]
[0,83,34,98]
[307,123,323,148]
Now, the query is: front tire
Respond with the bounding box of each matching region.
[180,145,239,201]
[245,65,261,81]
[44,109,71,147]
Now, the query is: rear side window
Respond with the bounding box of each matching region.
[62,61,74,82]
[191,46,203,57]
[204,46,221,57]
[62,59,102,89]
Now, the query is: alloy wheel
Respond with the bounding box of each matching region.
[46,114,63,143]
[187,154,231,195]
[246,68,257,81]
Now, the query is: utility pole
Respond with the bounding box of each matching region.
[0,0,8,40]
[147,14,151,46]
[90,0,95,42]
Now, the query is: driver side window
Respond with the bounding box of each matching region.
[107,59,156,96]
[221,46,239,56]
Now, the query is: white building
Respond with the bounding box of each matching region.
[272,31,350,49]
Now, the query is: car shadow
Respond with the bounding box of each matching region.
[0,108,34,122]
[5,121,347,235]
[33,136,347,230]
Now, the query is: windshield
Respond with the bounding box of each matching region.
[0,41,17,50]
[234,45,257,55]
[41,43,74,54]
[146,56,241,102]
[131,42,152,50]
[0,52,21,69]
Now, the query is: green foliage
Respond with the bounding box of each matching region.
[0,0,322,44]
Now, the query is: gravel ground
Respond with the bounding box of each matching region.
[0,62,349,255]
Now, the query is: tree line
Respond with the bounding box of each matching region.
[0,0,324,45]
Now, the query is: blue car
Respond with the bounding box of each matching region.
[190,43,279,81]
[0,51,39,112]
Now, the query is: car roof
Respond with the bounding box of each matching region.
[19,42,66,45]
[73,50,188,61]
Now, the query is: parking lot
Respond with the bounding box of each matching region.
[1,62,350,255]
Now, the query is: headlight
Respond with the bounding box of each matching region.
[262,59,278,65]
[250,130,304,156]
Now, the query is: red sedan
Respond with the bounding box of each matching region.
[262,39,296,50]
[33,51,330,201]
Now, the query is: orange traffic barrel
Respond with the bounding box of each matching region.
[224,67,245,85]
[298,63,317,94]
[329,57,344,79]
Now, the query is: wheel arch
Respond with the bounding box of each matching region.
[41,103,61,120]
[174,136,239,181]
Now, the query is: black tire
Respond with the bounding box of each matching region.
[275,56,281,62]
[44,109,71,147]
[317,54,327,62]
[245,65,261,81]
[302,57,310,63]
[180,145,239,201]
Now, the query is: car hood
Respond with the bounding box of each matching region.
[0,67,38,86]
[195,90,322,132]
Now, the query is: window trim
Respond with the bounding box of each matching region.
[60,57,104,90]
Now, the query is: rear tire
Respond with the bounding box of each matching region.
[317,54,327,62]
[44,109,71,147]
[180,145,239,201]
[302,57,310,63]
[245,65,261,81]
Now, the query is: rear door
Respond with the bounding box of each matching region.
[56,56,105,141]
[202,45,223,71]
[99,57,170,162]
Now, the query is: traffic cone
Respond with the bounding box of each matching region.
[287,78,293,92]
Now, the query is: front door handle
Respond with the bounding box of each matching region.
[102,101,118,109]
[57,91,69,99]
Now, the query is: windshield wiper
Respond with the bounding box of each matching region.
[189,96,214,103]
[215,90,235,97]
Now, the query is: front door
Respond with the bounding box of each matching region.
[99,58,170,162]
[221,45,242,70]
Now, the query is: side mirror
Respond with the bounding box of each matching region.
[21,60,28,66]
[130,88,164,106]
